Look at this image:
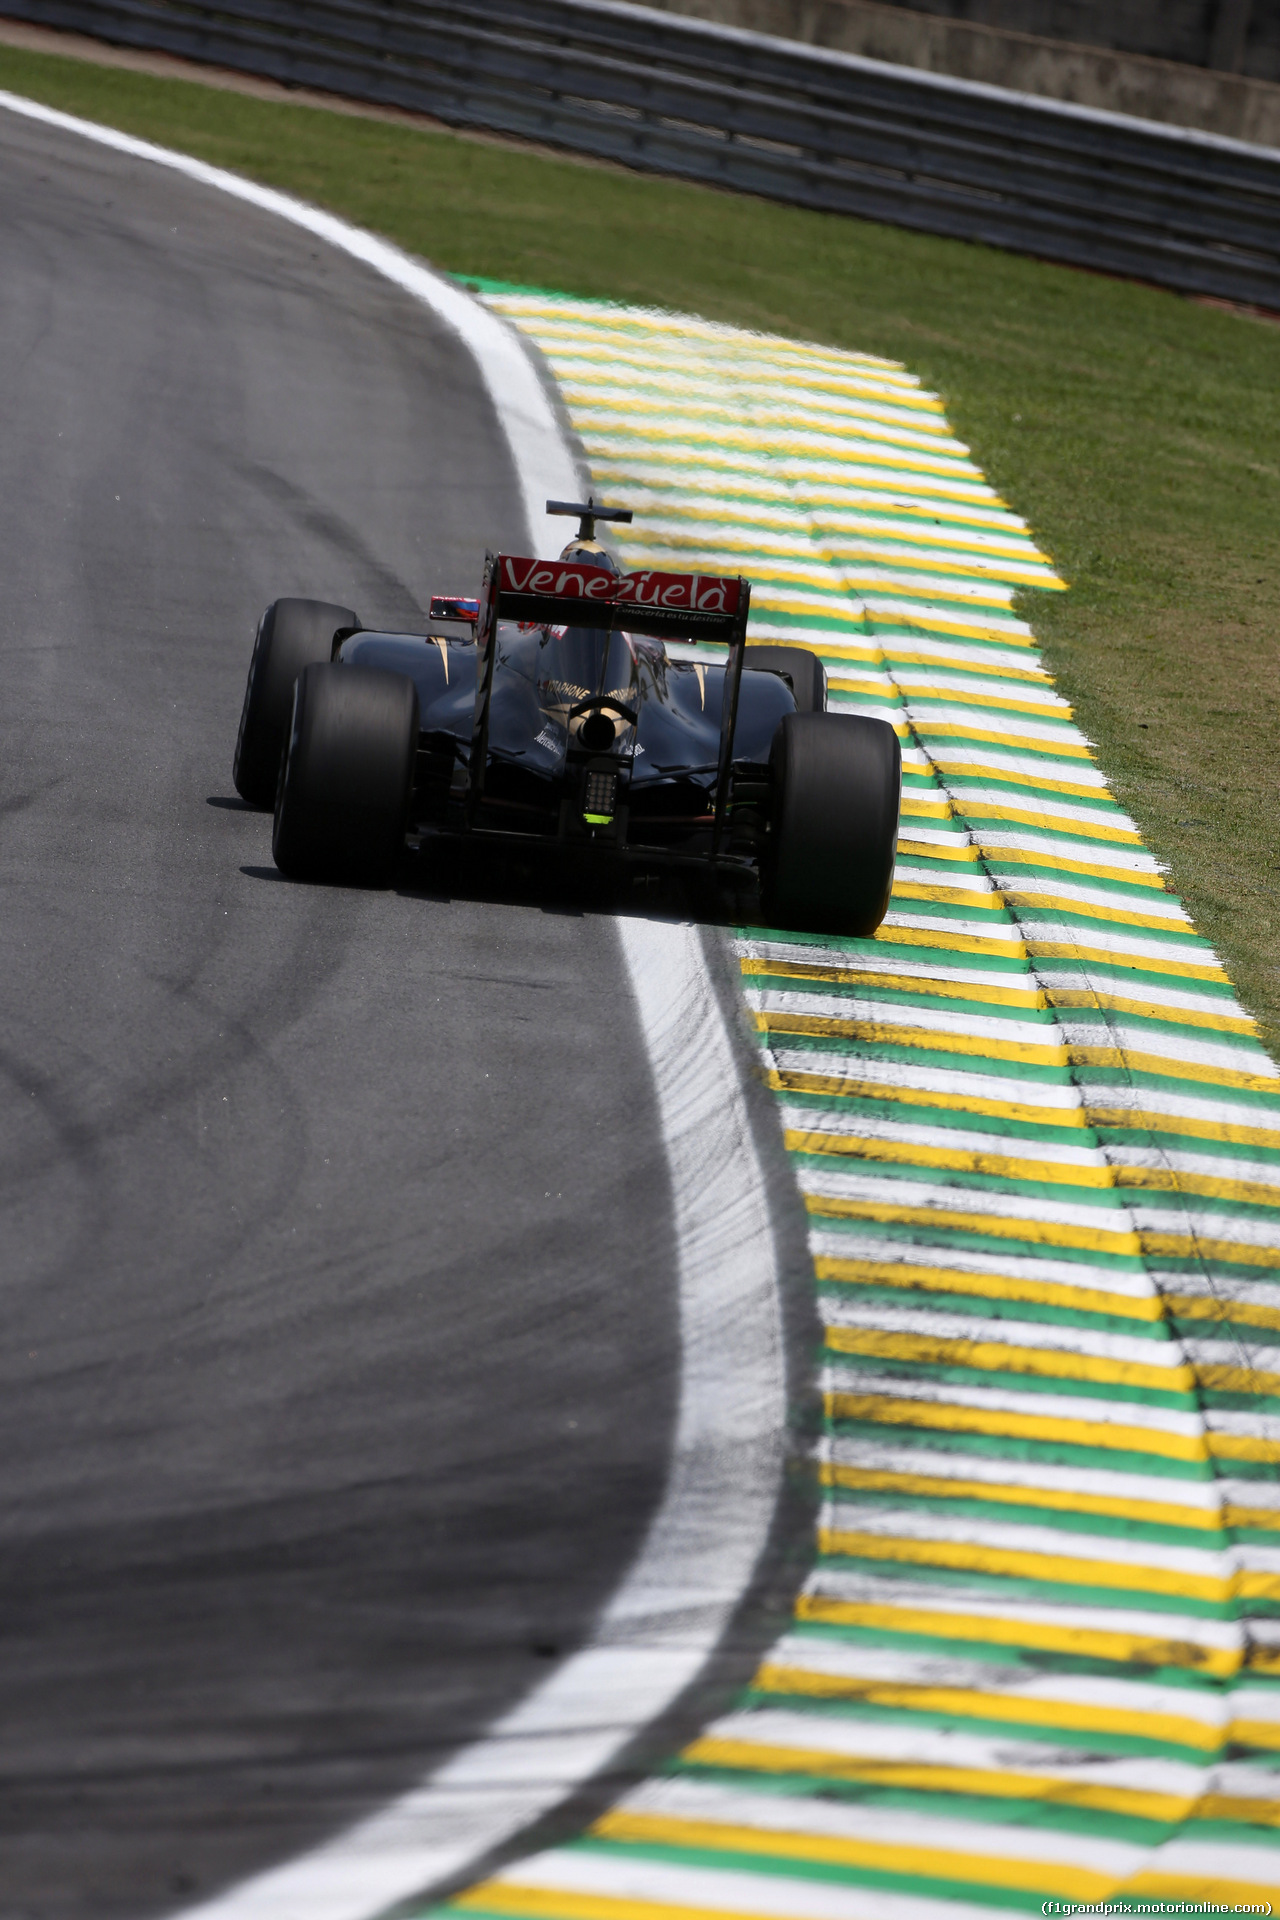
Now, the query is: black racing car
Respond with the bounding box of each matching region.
[231,500,901,934]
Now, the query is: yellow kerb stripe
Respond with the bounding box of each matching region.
[1047,989,1254,1035]
[993,853,1170,894]
[890,651,1056,685]
[1170,1294,1280,1334]
[786,1130,1113,1187]
[1227,1718,1280,1752]
[1196,1364,1280,1396]
[1143,1232,1280,1273]
[891,882,1006,909]
[742,958,1043,1007]
[875,923,1025,954]
[820,1525,1232,1601]
[828,681,902,706]
[1089,1109,1280,1150]
[825,1321,1194,1392]
[766,1068,1088,1129]
[825,1391,1209,1463]
[896,837,982,863]
[1003,896,1193,935]
[785,641,884,664]
[957,801,1143,843]
[1025,942,1229,983]
[813,1254,1161,1319]
[1197,1793,1280,1826]
[1208,1430,1280,1465]
[456,1887,768,1920]
[679,1736,1201,1822]
[822,1460,1224,1532]
[794,1592,1239,1676]
[930,762,1107,801]
[906,686,1076,720]
[591,1810,1115,1904]
[1121,1167,1280,1207]
[1071,1049,1276,1092]
[872,610,1041,642]
[1237,1570,1280,1602]
[752,1664,1224,1753]
[806,1192,1141,1255]
[1126,1874,1280,1908]
[922,724,1095,761]
[1226,1505,1280,1533]
[761,1012,1066,1068]
[899,792,954,815]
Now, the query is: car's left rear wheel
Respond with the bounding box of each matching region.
[273,663,419,886]
[233,597,360,807]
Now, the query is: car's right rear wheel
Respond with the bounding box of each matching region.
[273,663,419,886]
[233,597,360,807]
[761,711,901,936]
[743,644,826,713]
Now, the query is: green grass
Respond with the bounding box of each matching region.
[5,41,1279,1047]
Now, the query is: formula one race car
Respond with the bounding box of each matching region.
[231,501,901,934]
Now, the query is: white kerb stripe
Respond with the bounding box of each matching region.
[0,89,786,1920]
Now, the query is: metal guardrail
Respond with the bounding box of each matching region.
[8,0,1280,306]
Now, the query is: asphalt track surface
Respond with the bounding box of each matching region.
[0,113,681,1918]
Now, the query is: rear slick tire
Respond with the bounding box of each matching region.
[761,711,901,936]
[233,597,360,807]
[272,664,419,886]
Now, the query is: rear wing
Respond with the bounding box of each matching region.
[479,553,749,643]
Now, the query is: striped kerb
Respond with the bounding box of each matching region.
[434,292,1280,1917]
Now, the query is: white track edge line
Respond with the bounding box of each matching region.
[0,87,788,1920]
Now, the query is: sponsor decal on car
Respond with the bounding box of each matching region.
[496,555,741,614]
[428,594,480,622]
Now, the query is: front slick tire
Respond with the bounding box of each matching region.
[273,663,419,886]
[762,711,901,936]
[233,597,359,807]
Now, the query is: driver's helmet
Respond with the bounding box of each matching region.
[559,537,621,574]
